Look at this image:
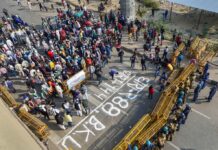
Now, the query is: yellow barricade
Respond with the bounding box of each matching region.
[151,89,178,120]
[151,93,167,119]
[18,110,49,141]
[113,114,151,150]
[198,51,215,72]
[193,40,208,59]
[166,69,182,85]
[171,43,185,66]
[163,94,178,120]
[136,117,167,145]
[0,86,18,108]
[164,63,195,94]
[190,37,200,52]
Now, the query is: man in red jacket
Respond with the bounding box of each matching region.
[148,85,154,99]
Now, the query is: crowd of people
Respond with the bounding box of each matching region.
[0,0,217,148]
[0,1,175,130]
[129,87,192,150]
[0,5,121,129]
[193,62,217,102]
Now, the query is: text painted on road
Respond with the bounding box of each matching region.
[58,71,150,150]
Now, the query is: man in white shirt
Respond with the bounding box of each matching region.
[162,46,169,59]
[6,38,14,50]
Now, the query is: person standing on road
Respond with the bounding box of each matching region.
[95,64,103,85]
[2,8,9,18]
[154,65,161,79]
[193,84,201,102]
[148,85,154,99]
[118,49,124,63]
[74,96,83,116]
[38,2,44,11]
[162,46,168,59]
[183,104,191,119]
[80,84,90,115]
[177,112,185,131]
[130,54,137,69]
[27,0,32,10]
[141,55,146,71]
[207,85,217,102]
[177,52,184,68]
[17,0,22,6]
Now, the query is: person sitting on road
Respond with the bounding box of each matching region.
[64,111,73,127]
[55,113,66,130]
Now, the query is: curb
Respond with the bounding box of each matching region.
[0,98,47,150]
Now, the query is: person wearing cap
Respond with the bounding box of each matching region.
[183,104,191,119]
[143,140,153,150]
[193,83,201,102]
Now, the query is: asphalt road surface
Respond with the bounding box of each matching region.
[48,49,161,150]
[1,0,218,150]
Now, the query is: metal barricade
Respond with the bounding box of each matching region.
[151,89,178,120]
[0,86,18,108]
[136,117,167,145]
[189,37,200,52]
[163,94,178,120]
[166,69,182,85]
[171,43,185,66]
[198,51,215,72]
[18,110,49,141]
[113,114,151,150]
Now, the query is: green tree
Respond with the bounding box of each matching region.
[141,0,159,9]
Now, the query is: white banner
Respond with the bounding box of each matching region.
[67,70,86,89]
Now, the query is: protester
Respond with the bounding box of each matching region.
[5,78,16,93]
[109,69,118,80]
[141,55,146,71]
[55,113,66,130]
[148,85,154,99]
[193,83,201,102]
[118,49,124,63]
[64,111,73,127]
[207,85,217,102]
[130,54,137,69]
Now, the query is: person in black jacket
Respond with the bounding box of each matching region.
[141,56,146,71]
[55,114,66,130]
[118,49,124,63]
